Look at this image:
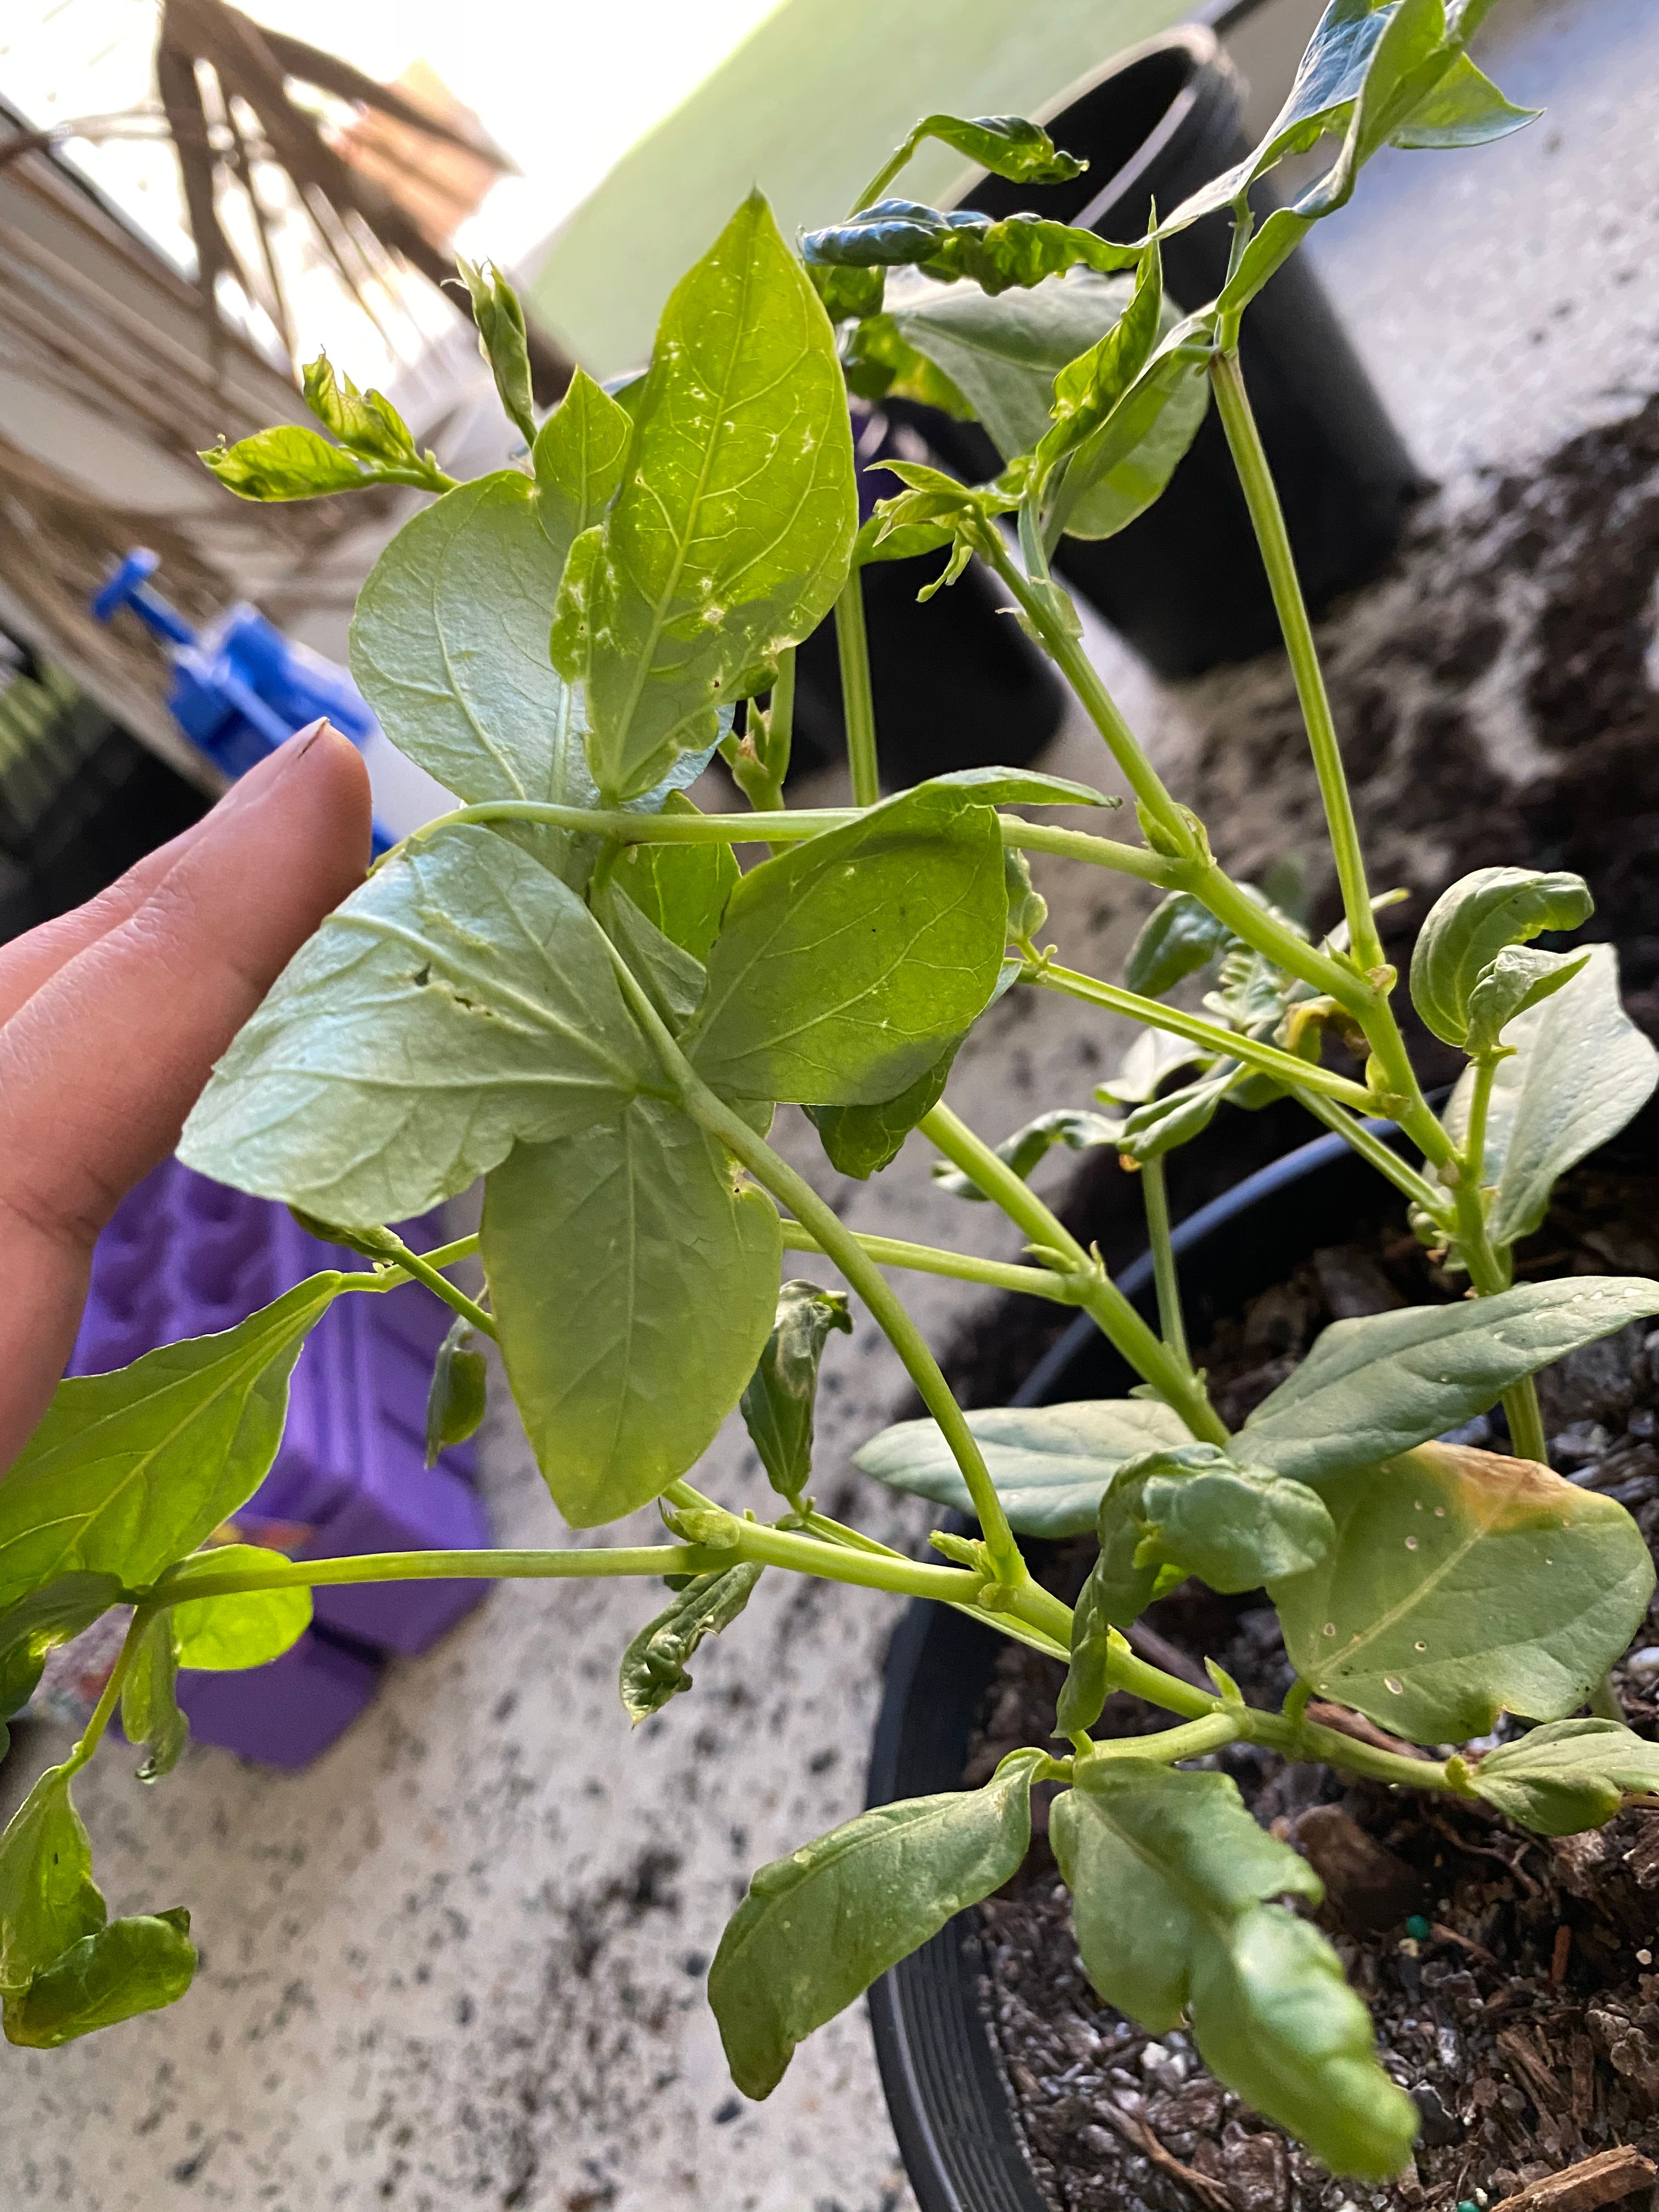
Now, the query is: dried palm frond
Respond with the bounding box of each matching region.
[0,0,571,400]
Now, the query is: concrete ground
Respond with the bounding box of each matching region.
[8,1,1659,2205]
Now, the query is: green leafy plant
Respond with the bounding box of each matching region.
[2,5,1650,2183]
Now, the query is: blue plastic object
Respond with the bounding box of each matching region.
[92,551,390,847]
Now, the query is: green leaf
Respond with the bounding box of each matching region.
[199,426,369,502]
[687,783,1007,1104]
[806,1055,955,1180]
[1463,945,1589,1057]
[804,952,1019,1179]
[592,877,706,1032]
[1005,849,1047,945]
[3,1910,196,2048]
[349,471,577,810]
[1055,1571,1119,1739]
[1445,946,1659,1246]
[425,1317,488,1466]
[482,1099,782,1527]
[1271,1440,1655,1742]
[179,826,656,1224]
[1097,1026,1211,1105]
[891,114,1087,190]
[0,1765,104,1996]
[810,261,885,325]
[1044,308,1215,543]
[120,1611,187,1782]
[740,1282,852,1503]
[883,273,1137,461]
[1123,1446,1336,1592]
[0,1276,342,1615]
[1240,1275,1659,1485]
[455,255,539,449]
[1114,1068,1237,1163]
[855,1399,1190,1538]
[1409,866,1595,1047]
[1160,0,1529,319]
[1052,1762,1414,2179]
[532,365,631,572]
[709,1748,1043,2099]
[926,765,1111,808]
[165,1547,312,1671]
[551,192,856,802]
[612,792,740,961]
[0,1574,123,1721]
[1159,0,1447,241]
[1468,1718,1659,1836]
[802,200,1139,298]
[1033,239,1163,496]
[618,1562,764,1723]
[1389,51,1539,147]
[1125,890,1234,998]
[844,313,974,416]
[932,1107,1121,1201]
[301,354,424,468]
[867,460,1018,560]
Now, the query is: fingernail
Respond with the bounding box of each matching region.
[214,721,334,816]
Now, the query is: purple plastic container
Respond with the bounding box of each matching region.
[67,1158,492,1760]
[176,1633,383,1773]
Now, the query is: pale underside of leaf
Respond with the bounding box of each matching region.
[180,828,654,1224]
[855,1400,1190,1536]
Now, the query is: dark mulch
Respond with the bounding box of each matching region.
[965,1142,1659,2212]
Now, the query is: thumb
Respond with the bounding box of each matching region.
[0,721,372,1470]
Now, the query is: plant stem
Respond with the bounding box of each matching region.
[1458,1056,1499,1190]
[148,1538,983,1611]
[414,1233,481,1273]
[834,569,881,806]
[1209,350,1382,978]
[1139,1156,1190,1369]
[1101,1630,1464,1795]
[921,1103,1230,1447]
[1028,960,1377,1109]
[682,1082,1028,1588]
[402,799,1178,887]
[1590,1674,1626,1723]
[778,1220,1079,1303]
[360,1227,495,1340]
[66,1605,151,1775]
[849,126,927,215]
[1103,1631,1221,1722]
[976,530,1196,859]
[1287,1086,1449,1221]
[592,943,1030,1591]
[1084,1709,1242,1767]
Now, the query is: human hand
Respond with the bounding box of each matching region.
[0,721,371,1470]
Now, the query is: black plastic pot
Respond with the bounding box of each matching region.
[790,413,1067,787]
[900,25,1425,680]
[867,1091,1659,2205]
[865,1120,1418,2212]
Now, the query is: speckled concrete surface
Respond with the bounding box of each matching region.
[9,2,1659,2204]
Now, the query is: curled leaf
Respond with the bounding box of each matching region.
[1409,865,1594,1048]
[1469,1718,1659,1836]
[740,1283,853,1504]
[709,1749,1043,2098]
[932,1108,1120,1200]
[619,1564,764,1723]
[200,426,368,502]
[1125,890,1233,999]
[455,255,538,448]
[426,1316,488,1466]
